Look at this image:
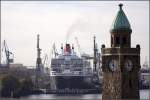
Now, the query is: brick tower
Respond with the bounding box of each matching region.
[101,4,141,99]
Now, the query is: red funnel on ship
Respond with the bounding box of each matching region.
[64,44,71,54]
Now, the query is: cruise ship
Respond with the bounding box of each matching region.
[50,44,95,90]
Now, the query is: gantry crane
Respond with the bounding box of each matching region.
[35,34,43,89]
[2,40,14,68]
[92,36,102,87]
[52,43,59,58]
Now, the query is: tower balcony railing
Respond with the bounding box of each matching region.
[101,47,140,55]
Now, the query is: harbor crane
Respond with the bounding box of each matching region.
[52,43,59,58]
[93,36,97,71]
[36,34,43,72]
[92,36,102,87]
[35,34,43,89]
[42,53,48,68]
[2,40,14,68]
[75,37,93,59]
[42,53,50,74]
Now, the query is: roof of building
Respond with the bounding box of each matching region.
[110,4,132,33]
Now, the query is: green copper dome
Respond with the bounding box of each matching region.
[110,4,132,33]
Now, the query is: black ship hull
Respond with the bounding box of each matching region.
[50,76,95,89]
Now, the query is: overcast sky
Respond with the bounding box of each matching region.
[1,1,149,67]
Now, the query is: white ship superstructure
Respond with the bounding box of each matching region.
[50,44,94,89]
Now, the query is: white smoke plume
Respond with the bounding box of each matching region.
[65,16,97,43]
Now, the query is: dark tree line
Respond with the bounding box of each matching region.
[0,74,34,98]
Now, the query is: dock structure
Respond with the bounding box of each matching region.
[46,89,101,94]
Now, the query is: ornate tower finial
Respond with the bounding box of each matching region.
[119,3,123,10]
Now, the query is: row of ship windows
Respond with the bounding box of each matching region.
[52,67,90,69]
[52,69,82,72]
[52,59,82,61]
[52,72,84,75]
[51,60,85,64]
[52,69,91,72]
[51,71,92,75]
[51,63,84,65]
[51,64,90,67]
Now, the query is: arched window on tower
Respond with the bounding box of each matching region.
[111,36,113,46]
[123,37,127,45]
[116,36,120,45]
[129,79,132,89]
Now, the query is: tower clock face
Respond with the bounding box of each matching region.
[109,59,118,71]
[125,60,133,71]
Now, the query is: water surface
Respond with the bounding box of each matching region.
[22,90,150,100]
